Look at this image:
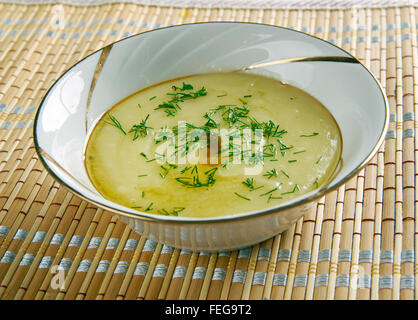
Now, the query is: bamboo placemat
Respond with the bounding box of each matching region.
[0,1,416,300]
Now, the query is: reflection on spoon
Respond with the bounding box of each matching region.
[237,55,359,72]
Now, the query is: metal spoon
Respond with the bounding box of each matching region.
[237,55,359,72]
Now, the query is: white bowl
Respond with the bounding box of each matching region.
[33,22,389,251]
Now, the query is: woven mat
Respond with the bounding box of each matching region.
[0,1,416,300]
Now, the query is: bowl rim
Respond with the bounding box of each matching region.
[33,21,390,224]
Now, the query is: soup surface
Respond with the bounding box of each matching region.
[85,72,342,218]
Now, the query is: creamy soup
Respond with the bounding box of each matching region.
[85,72,342,218]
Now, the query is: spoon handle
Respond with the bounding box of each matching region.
[239,55,359,72]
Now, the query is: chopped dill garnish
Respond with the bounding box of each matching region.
[167,87,207,102]
[267,194,282,202]
[281,184,300,195]
[104,114,126,135]
[293,150,306,154]
[263,144,277,158]
[171,207,185,216]
[154,102,179,117]
[138,103,142,109]
[263,168,279,179]
[159,163,178,179]
[316,156,322,164]
[154,84,207,117]
[234,192,251,201]
[260,187,278,197]
[313,178,319,188]
[288,160,297,163]
[222,105,250,127]
[181,166,192,174]
[159,207,186,216]
[277,139,292,151]
[172,82,194,91]
[300,132,319,137]
[217,93,227,97]
[242,178,255,190]
[242,178,264,192]
[140,152,148,159]
[243,95,252,98]
[145,202,154,212]
[204,167,218,175]
[280,170,289,178]
[129,114,152,140]
[137,174,148,178]
[203,112,219,128]
[149,96,157,101]
[175,166,217,188]
[141,191,145,198]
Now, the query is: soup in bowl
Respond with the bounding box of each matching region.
[34,22,388,251]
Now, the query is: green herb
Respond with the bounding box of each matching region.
[288,160,297,163]
[281,184,300,195]
[155,85,207,117]
[234,192,251,201]
[140,152,148,159]
[158,209,170,215]
[204,167,218,175]
[280,170,289,178]
[172,82,194,91]
[145,202,154,212]
[217,93,227,97]
[242,178,255,189]
[263,168,279,179]
[131,206,142,209]
[129,114,152,140]
[137,174,148,178]
[138,103,142,109]
[159,163,178,179]
[277,139,292,151]
[293,150,306,154]
[222,105,250,127]
[242,178,264,192]
[172,207,185,216]
[175,166,217,188]
[203,112,219,128]
[313,178,319,188]
[263,144,277,158]
[180,166,191,174]
[316,156,322,164]
[262,120,286,142]
[243,95,252,98]
[300,132,319,137]
[167,87,207,102]
[154,102,179,117]
[158,207,186,216]
[104,114,126,135]
[141,191,145,198]
[149,96,157,101]
[267,194,282,202]
[260,187,278,197]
